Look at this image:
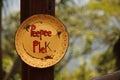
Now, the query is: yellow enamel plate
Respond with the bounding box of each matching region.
[15,14,68,68]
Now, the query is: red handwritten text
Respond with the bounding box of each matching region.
[33,40,51,53]
[30,25,52,40]
[30,24,52,53]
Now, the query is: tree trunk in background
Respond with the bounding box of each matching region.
[3,56,21,80]
[0,0,3,79]
[114,38,120,70]
[21,0,55,80]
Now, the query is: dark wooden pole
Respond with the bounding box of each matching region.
[0,0,3,79]
[21,0,55,80]
[114,38,120,70]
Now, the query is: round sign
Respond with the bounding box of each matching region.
[15,14,68,68]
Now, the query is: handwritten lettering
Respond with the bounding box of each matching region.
[33,40,51,53]
[30,24,52,53]
[31,25,52,40]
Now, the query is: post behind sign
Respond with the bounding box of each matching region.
[20,0,55,80]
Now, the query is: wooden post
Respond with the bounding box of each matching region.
[0,0,3,79]
[114,38,120,70]
[20,0,55,80]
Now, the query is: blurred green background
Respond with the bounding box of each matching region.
[1,0,120,80]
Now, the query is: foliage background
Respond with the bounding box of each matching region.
[1,0,120,80]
